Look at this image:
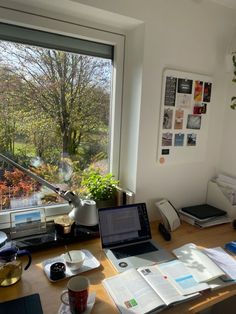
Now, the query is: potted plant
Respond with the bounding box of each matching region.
[81,168,119,208]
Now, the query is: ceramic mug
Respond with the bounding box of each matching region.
[61,275,89,314]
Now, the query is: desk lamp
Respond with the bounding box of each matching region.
[0,153,98,226]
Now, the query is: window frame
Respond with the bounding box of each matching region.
[0,7,125,228]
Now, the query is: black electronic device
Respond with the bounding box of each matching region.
[99,203,152,249]
[0,294,43,314]
[158,223,171,241]
[98,203,173,273]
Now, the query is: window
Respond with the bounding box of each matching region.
[0,21,124,215]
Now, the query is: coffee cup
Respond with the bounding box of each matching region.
[61,275,89,314]
[64,250,85,271]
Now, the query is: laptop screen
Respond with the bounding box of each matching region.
[98,203,152,249]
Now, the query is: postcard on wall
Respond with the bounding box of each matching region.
[201,103,207,114]
[174,134,184,146]
[186,114,201,130]
[164,76,177,106]
[177,78,193,94]
[162,133,172,146]
[174,109,184,129]
[163,109,173,129]
[187,134,197,146]
[194,80,203,102]
[176,94,191,109]
[203,82,212,102]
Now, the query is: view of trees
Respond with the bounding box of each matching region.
[0,40,112,210]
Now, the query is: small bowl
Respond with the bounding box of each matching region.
[50,262,66,281]
[64,250,85,271]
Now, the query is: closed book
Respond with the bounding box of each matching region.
[181,204,226,221]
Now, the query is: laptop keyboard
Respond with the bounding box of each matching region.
[111,242,158,259]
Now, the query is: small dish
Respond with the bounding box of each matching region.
[50,262,66,281]
[64,250,85,271]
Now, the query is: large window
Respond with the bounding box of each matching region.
[0,22,123,213]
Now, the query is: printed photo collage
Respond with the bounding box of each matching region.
[161,76,212,155]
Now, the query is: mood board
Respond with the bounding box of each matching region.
[157,69,213,165]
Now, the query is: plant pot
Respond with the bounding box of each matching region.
[96,197,116,209]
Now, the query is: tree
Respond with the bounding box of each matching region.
[0,42,112,162]
[0,66,24,154]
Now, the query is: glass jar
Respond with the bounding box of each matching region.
[0,245,31,287]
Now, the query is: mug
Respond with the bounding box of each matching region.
[61,275,89,314]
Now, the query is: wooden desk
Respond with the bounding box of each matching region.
[1,221,236,313]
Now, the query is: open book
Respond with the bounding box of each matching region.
[172,243,236,284]
[103,260,209,314]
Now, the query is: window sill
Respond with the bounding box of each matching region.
[0,203,71,230]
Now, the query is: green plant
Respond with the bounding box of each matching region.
[230,55,236,109]
[81,169,119,201]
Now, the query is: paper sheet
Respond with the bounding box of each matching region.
[203,247,236,280]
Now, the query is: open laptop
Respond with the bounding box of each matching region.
[98,203,174,272]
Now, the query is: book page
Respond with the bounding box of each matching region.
[102,268,165,314]
[137,265,199,306]
[203,247,236,280]
[157,260,209,295]
[173,243,225,282]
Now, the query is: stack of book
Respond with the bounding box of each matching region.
[178,204,231,228]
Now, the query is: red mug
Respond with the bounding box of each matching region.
[61,275,89,314]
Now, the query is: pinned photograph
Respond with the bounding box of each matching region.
[162,133,172,146]
[187,133,197,146]
[186,114,201,129]
[201,103,207,114]
[177,78,193,94]
[163,109,173,129]
[176,94,191,109]
[174,109,184,129]
[161,149,170,155]
[164,76,177,106]
[203,82,212,102]
[193,104,202,115]
[174,133,184,146]
[194,80,203,102]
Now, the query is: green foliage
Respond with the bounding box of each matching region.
[231,56,236,109]
[81,168,119,201]
[32,163,60,183]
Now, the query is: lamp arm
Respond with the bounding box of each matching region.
[0,153,81,206]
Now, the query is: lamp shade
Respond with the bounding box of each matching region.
[68,200,98,226]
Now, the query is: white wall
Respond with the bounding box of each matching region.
[219,67,236,176]
[74,0,236,219]
[1,0,236,220]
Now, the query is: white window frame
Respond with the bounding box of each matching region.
[0,7,124,228]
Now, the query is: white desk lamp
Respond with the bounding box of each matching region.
[0,153,98,226]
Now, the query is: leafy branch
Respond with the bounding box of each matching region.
[230,55,236,109]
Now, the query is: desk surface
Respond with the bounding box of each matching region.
[1,221,236,313]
